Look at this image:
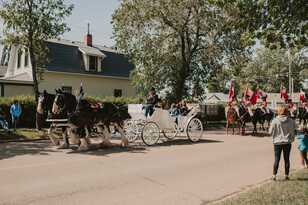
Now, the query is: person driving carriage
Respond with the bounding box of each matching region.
[243,95,254,116]
[228,96,240,118]
[142,87,159,117]
[259,97,269,114]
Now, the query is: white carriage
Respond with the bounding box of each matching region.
[124,104,203,146]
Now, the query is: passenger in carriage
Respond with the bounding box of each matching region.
[142,87,159,117]
[169,103,179,116]
[179,100,188,116]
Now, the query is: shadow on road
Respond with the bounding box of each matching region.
[0,141,57,161]
[65,137,223,157]
[157,138,223,147]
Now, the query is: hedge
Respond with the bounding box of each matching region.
[0,95,226,128]
[0,95,143,128]
[0,95,36,128]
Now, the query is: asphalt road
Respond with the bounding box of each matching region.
[0,130,302,205]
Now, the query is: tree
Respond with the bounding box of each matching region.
[0,0,73,129]
[0,44,11,66]
[240,46,308,93]
[233,0,308,49]
[112,0,248,104]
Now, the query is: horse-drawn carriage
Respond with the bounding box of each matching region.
[124,104,204,146]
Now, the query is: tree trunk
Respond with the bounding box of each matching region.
[173,65,187,103]
[29,41,41,130]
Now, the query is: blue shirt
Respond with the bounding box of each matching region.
[169,108,179,116]
[297,134,308,152]
[10,104,22,117]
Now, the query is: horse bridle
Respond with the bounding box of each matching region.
[54,94,67,114]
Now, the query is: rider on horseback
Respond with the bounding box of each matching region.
[284,98,295,117]
[300,97,308,112]
[228,96,240,118]
[259,97,269,114]
[243,95,254,117]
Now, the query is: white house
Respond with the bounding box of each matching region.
[0,32,138,98]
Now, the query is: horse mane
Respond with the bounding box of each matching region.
[61,91,77,113]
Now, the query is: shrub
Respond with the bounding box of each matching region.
[0,95,36,128]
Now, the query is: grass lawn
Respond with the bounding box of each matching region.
[216,168,308,205]
[0,128,49,141]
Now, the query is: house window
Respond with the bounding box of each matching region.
[24,54,29,67]
[17,52,22,68]
[89,56,97,71]
[114,89,122,97]
[61,86,72,93]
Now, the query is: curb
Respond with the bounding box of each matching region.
[0,137,50,143]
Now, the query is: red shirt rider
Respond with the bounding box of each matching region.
[284,99,294,110]
[300,98,308,107]
[228,96,239,107]
[243,95,252,107]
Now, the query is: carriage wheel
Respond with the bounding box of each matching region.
[124,121,139,142]
[141,122,160,146]
[187,118,203,142]
[162,123,178,140]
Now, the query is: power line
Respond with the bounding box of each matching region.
[67,23,112,37]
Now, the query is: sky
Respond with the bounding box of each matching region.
[61,0,120,47]
[0,0,120,54]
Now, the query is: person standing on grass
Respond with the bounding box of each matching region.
[0,107,9,133]
[10,100,22,131]
[269,106,301,181]
[297,126,308,169]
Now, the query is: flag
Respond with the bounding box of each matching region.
[257,86,268,99]
[244,84,257,105]
[229,82,234,99]
[300,88,306,101]
[280,85,289,99]
[79,84,84,100]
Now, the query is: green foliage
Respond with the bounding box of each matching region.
[0,95,143,128]
[233,0,308,49]
[240,47,307,93]
[0,0,74,129]
[0,95,36,128]
[0,0,74,78]
[218,169,308,205]
[112,0,248,104]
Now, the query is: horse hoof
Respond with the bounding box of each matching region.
[77,146,89,152]
[59,143,69,149]
[98,142,111,149]
[121,141,128,148]
[77,139,89,151]
[50,136,59,146]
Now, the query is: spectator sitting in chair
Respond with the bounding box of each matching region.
[0,107,9,133]
[142,87,159,117]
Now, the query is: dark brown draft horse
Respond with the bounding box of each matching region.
[52,90,128,151]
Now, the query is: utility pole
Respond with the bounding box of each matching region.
[288,48,292,94]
